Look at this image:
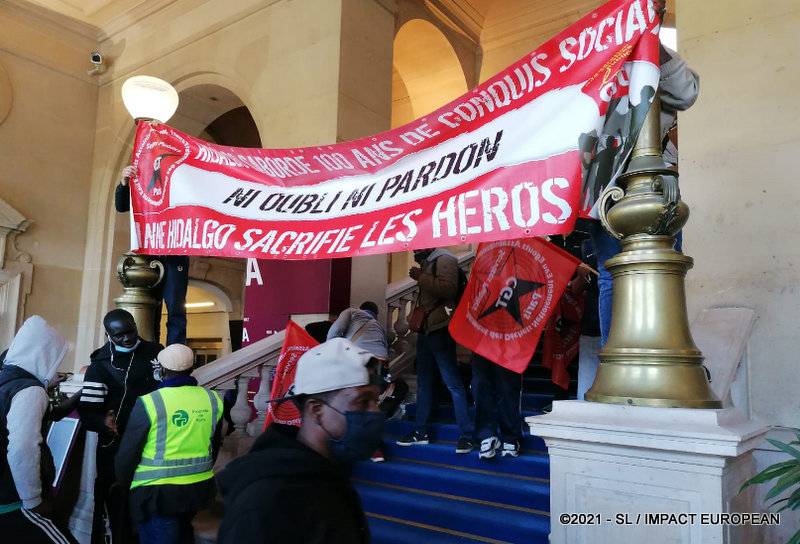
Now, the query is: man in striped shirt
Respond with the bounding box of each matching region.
[78,309,162,544]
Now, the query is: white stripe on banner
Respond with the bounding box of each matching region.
[169,85,603,222]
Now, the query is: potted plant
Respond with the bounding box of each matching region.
[741,429,800,544]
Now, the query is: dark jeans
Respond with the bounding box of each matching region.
[92,445,137,544]
[588,221,682,346]
[137,512,195,544]
[151,256,189,346]
[414,328,472,439]
[471,353,523,443]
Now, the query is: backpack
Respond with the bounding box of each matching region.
[432,257,469,304]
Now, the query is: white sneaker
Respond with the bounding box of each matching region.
[501,441,520,458]
[479,436,500,460]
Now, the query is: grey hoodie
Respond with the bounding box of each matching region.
[3,315,67,508]
[5,315,68,388]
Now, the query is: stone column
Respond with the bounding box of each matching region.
[527,402,769,544]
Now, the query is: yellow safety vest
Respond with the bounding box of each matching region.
[131,386,222,489]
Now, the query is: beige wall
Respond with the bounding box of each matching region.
[76,0,373,368]
[679,1,800,429]
[0,3,98,357]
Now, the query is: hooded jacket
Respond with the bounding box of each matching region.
[0,316,67,510]
[78,338,162,448]
[217,424,370,544]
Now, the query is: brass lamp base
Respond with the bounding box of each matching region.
[585,363,722,408]
[113,253,164,343]
[583,88,720,409]
[584,233,721,409]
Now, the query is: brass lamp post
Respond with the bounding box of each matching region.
[584,92,721,408]
[113,254,164,342]
[115,75,180,341]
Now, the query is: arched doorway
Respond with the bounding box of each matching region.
[389,18,473,282]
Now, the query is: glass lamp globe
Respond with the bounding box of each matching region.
[121,75,179,123]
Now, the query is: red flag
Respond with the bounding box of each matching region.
[263,320,319,429]
[542,289,585,389]
[449,238,580,374]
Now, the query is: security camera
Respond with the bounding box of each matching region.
[88,52,107,76]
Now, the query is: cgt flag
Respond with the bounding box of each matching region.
[125,0,661,260]
[263,320,319,429]
[542,289,585,389]
[449,238,580,374]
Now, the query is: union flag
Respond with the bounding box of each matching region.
[263,320,319,429]
[542,289,585,389]
[449,237,580,373]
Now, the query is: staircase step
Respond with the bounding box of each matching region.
[522,392,559,410]
[355,481,550,544]
[367,514,503,543]
[352,459,549,512]
[379,440,550,480]
[403,404,543,424]
[384,419,546,452]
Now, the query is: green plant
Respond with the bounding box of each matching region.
[740,430,800,544]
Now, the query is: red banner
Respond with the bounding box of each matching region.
[542,289,585,389]
[263,321,319,428]
[126,0,660,260]
[448,238,580,373]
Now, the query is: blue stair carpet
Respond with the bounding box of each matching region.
[350,362,576,544]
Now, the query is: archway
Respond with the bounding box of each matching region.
[390,19,470,282]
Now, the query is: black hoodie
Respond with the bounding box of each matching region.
[217,424,370,544]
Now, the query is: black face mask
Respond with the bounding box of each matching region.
[318,401,385,463]
[413,250,432,264]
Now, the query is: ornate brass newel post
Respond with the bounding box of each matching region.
[113,253,164,342]
[584,92,721,408]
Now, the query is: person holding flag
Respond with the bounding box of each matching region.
[448,237,581,459]
[583,0,700,346]
[471,351,525,460]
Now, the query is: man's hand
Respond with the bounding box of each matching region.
[654,0,666,23]
[47,372,68,390]
[409,267,422,281]
[570,263,593,295]
[120,165,138,187]
[104,409,119,435]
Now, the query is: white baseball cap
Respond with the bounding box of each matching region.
[292,337,378,396]
[157,344,195,371]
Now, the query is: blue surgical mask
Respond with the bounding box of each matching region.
[319,401,385,463]
[110,337,140,353]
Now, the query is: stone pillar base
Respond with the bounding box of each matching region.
[526,401,769,544]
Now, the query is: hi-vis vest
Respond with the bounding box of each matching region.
[131,386,222,489]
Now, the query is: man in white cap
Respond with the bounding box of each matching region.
[115,344,222,544]
[217,337,383,544]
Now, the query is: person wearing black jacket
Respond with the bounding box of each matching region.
[0,316,78,543]
[217,338,383,544]
[116,165,189,346]
[78,309,162,544]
